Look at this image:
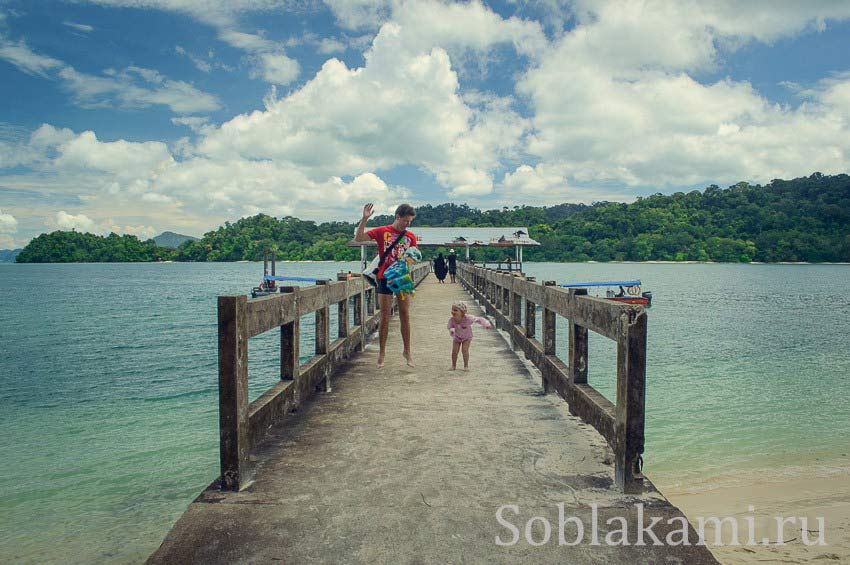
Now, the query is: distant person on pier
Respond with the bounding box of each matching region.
[354,203,418,368]
[447,249,458,283]
[434,253,448,283]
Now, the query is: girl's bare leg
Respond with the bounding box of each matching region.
[451,340,461,369]
[462,340,471,370]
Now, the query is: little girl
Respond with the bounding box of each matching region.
[447,300,492,371]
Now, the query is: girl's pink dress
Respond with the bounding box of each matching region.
[447,314,492,342]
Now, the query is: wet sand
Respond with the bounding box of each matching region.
[665,467,850,563]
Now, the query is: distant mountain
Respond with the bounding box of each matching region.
[152,231,198,248]
[0,248,22,262]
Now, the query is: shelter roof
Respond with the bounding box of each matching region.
[348,226,539,247]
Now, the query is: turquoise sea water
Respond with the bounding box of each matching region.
[1,261,849,562]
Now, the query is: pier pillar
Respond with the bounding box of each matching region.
[615,309,647,494]
[218,294,250,491]
[525,299,536,339]
[352,276,364,352]
[280,287,300,382]
[510,274,522,350]
[568,288,588,385]
[315,280,331,392]
[337,273,350,338]
[541,281,557,393]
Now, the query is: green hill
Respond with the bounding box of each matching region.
[0,248,22,262]
[176,172,850,263]
[16,232,176,263]
[16,173,850,263]
[153,231,198,248]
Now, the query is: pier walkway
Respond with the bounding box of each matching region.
[150,274,717,564]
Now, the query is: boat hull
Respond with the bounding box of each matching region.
[608,296,650,306]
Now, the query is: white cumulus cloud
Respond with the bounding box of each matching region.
[110,223,158,240]
[0,208,17,233]
[54,210,101,233]
[516,0,850,190]
[323,0,392,31]
[219,29,300,85]
[58,66,221,113]
[0,33,221,114]
[0,37,63,78]
[193,1,542,197]
[251,52,299,85]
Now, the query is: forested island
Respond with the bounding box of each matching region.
[15,173,850,263]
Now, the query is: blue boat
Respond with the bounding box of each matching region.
[251,251,332,298]
[559,279,653,307]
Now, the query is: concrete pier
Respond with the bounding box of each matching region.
[149,277,717,564]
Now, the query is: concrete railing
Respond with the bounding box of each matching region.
[458,263,647,494]
[217,262,430,491]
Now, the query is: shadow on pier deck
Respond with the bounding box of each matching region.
[149,267,717,564]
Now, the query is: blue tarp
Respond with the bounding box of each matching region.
[559,280,641,288]
[264,275,330,283]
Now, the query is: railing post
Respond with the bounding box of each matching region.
[525,299,536,339]
[352,277,364,351]
[542,303,556,355]
[541,281,557,393]
[615,309,647,494]
[218,294,250,491]
[568,288,588,385]
[315,281,330,354]
[280,287,300,382]
[510,275,522,349]
[315,280,331,391]
[366,288,375,315]
[337,274,350,338]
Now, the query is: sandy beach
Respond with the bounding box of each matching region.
[664,466,850,564]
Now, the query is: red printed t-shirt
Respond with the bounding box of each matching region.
[366,225,418,280]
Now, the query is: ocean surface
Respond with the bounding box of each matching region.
[1,261,849,562]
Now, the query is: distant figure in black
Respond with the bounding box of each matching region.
[447,249,458,283]
[434,253,448,283]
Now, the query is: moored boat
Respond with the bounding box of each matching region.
[559,279,653,307]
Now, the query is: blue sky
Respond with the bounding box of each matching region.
[1,0,850,247]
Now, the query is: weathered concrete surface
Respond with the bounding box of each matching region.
[149,277,718,564]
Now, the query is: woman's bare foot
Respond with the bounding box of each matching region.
[377,352,385,368]
[403,351,415,367]
[463,366,470,371]
[450,366,456,371]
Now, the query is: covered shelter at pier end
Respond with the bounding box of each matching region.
[348,226,540,269]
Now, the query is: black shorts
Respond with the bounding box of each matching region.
[376,278,393,295]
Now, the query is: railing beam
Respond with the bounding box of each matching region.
[459,264,648,495]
